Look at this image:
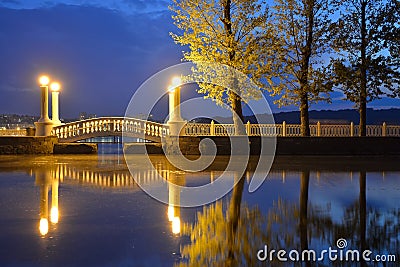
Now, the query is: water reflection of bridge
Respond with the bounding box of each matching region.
[46,164,170,189]
[20,155,399,238]
[35,162,392,190]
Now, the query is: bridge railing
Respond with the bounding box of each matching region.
[52,117,169,142]
[5,120,400,139]
[183,121,400,137]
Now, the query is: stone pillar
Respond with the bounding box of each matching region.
[167,84,186,136]
[35,84,54,136]
[51,90,61,126]
[282,121,286,137]
[350,122,354,137]
[210,120,215,136]
[246,121,251,135]
[382,122,387,137]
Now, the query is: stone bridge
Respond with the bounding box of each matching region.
[52,117,169,143]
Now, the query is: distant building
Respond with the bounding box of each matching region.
[79,112,97,121]
[0,114,37,129]
[79,112,87,120]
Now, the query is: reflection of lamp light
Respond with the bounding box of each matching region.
[172,217,181,234]
[50,179,59,224]
[50,207,59,224]
[39,218,49,236]
[168,205,175,222]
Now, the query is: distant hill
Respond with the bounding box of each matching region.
[203,108,400,125]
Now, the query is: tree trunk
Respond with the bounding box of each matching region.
[359,171,367,267]
[226,173,245,266]
[223,0,245,135]
[299,171,311,267]
[230,91,246,135]
[359,1,368,136]
[300,92,311,136]
[298,0,314,137]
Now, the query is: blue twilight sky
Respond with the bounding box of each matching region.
[0,0,398,119]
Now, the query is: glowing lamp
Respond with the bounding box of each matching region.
[39,75,50,86]
[50,82,61,92]
[172,217,181,234]
[171,76,181,87]
[39,218,49,236]
[50,206,59,224]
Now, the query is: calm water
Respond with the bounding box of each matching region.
[0,152,399,266]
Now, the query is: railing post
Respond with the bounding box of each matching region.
[282,121,286,137]
[317,121,321,137]
[210,120,215,136]
[350,122,354,137]
[382,122,386,137]
[246,121,251,136]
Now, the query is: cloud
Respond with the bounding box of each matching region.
[0,0,171,15]
[0,4,182,117]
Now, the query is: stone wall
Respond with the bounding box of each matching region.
[53,143,98,154]
[162,136,400,156]
[0,136,58,154]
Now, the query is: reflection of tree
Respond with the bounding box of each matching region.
[177,171,400,266]
[333,172,400,263]
[176,174,267,267]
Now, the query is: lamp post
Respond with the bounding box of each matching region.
[167,76,186,136]
[35,75,55,136]
[50,82,62,126]
[38,75,51,123]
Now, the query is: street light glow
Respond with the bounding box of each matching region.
[50,82,61,92]
[38,75,50,86]
[171,76,181,87]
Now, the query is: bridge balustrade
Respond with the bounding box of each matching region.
[52,117,169,143]
[1,119,393,141]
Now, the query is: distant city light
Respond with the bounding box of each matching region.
[38,75,50,86]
